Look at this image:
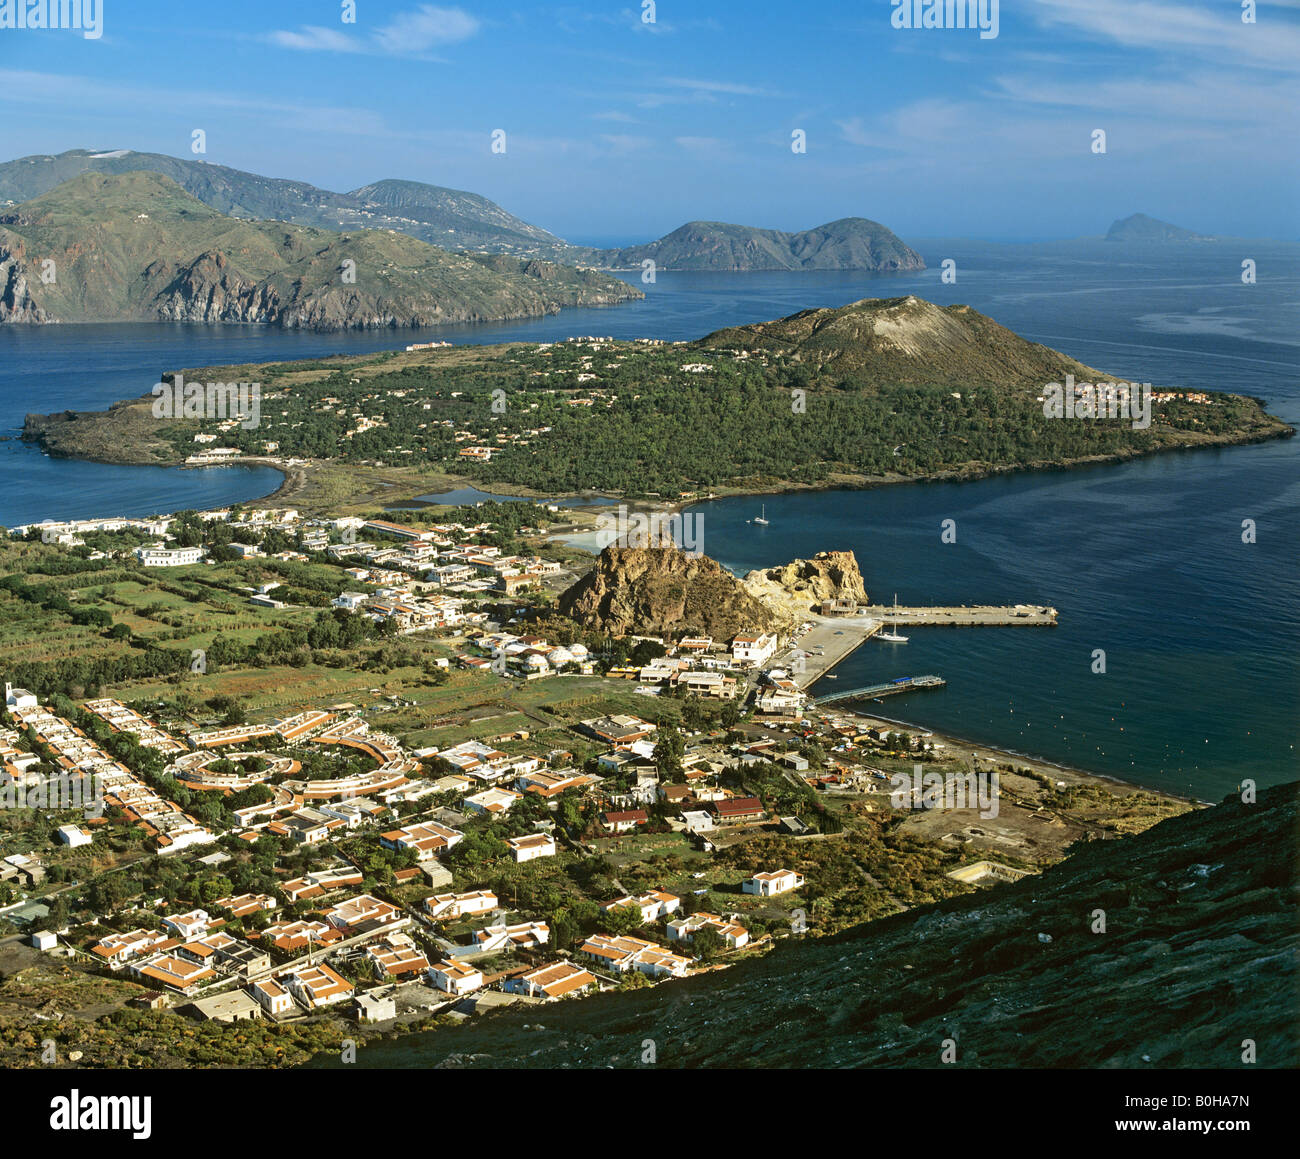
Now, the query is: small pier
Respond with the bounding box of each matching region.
[813,675,946,706]
[861,604,1058,627]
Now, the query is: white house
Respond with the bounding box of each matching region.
[742,869,805,897]
[579,934,691,979]
[249,978,294,1016]
[666,911,750,949]
[55,824,92,848]
[731,632,778,667]
[427,958,484,995]
[506,833,557,863]
[602,890,681,924]
[425,890,498,920]
[134,544,204,567]
[503,961,595,1000]
[282,964,353,1008]
[161,909,211,939]
[464,787,523,816]
[332,592,370,611]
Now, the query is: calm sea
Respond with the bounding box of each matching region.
[0,240,1296,796]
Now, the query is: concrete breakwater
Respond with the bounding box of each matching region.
[863,604,1058,627]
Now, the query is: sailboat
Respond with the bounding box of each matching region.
[877,593,909,643]
[751,504,770,526]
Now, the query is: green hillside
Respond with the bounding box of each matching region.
[0,172,640,330]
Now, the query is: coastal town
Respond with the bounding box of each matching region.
[0,494,1169,1063]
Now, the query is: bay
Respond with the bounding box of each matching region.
[0,241,1295,798]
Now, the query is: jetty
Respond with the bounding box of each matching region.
[784,603,1057,691]
[862,604,1058,627]
[813,675,946,706]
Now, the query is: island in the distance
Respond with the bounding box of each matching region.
[573,218,925,272]
[1105,213,1216,242]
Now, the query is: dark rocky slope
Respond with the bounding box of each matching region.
[333,783,1297,1069]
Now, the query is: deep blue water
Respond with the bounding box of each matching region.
[0,241,1296,797]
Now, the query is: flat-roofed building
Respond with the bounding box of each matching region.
[186,990,263,1023]
[506,833,556,863]
[425,890,498,920]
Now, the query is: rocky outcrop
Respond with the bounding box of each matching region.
[742,550,867,615]
[558,545,789,639]
[0,241,51,323]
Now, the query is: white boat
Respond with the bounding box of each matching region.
[877,594,909,642]
[752,504,770,525]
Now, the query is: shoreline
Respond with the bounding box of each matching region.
[836,707,1202,806]
[248,422,1300,520]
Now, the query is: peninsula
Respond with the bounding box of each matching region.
[22,296,1292,509]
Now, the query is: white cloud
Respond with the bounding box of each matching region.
[661,76,772,97]
[373,5,480,54]
[268,26,361,53]
[1029,0,1300,72]
[269,5,479,58]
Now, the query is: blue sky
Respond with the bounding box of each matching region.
[1,0,1297,243]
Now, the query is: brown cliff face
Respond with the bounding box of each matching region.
[0,240,50,323]
[745,550,867,602]
[558,546,788,640]
[742,550,868,615]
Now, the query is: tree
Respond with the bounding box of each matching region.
[629,639,666,666]
[692,925,721,962]
[601,904,646,937]
[653,726,685,783]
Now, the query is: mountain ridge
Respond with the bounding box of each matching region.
[0,171,641,331]
[0,148,571,258]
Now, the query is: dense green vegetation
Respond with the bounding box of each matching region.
[59,310,1277,499]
